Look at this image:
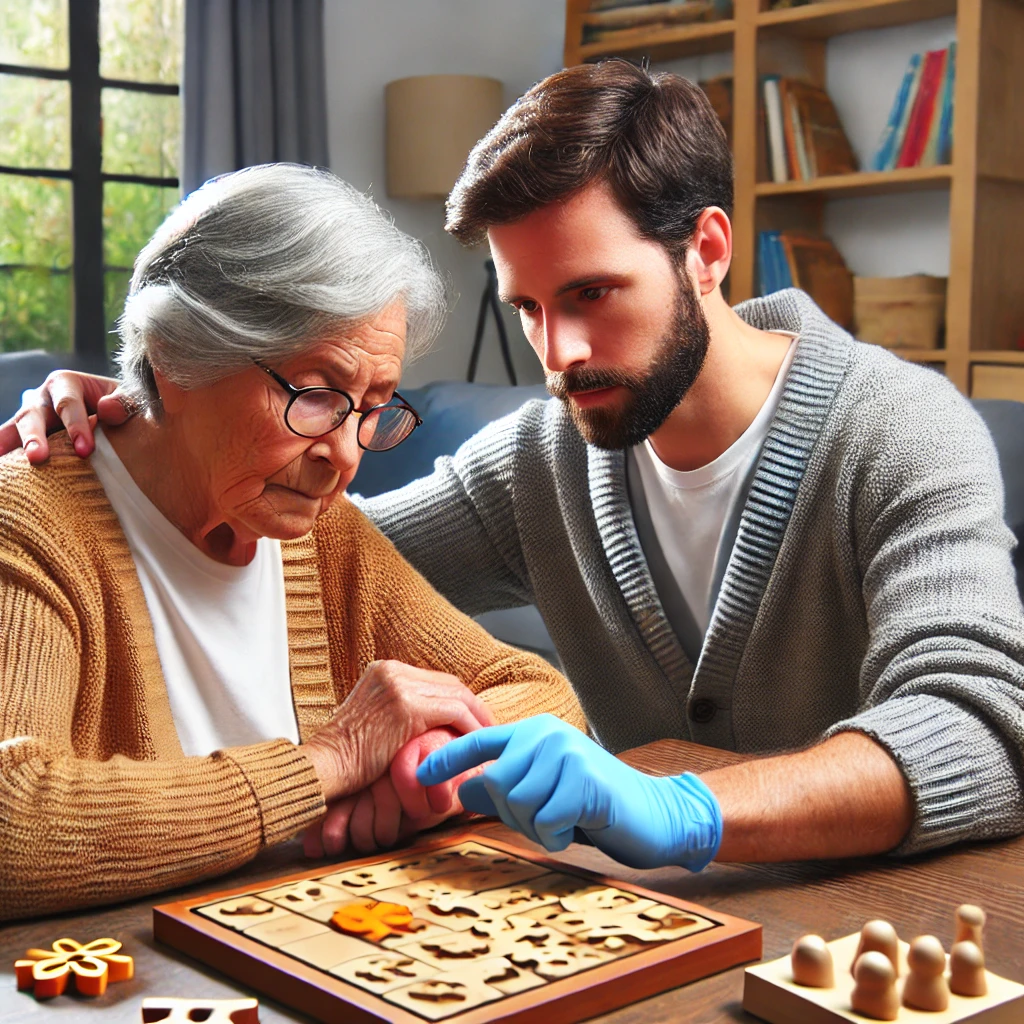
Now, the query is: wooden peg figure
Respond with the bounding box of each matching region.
[791,935,834,988]
[955,904,985,951]
[902,935,950,1012]
[850,951,899,1021]
[852,920,900,975]
[949,940,988,997]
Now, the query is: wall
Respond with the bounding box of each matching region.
[323,0,564,388]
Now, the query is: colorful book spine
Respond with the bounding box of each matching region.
[936,41,957,165]
[872,53,921,172]
[763,77,788,183]
[919,49,950,167]
[897,49,946,169]
[886,54,924,170]
[786,84,813,180]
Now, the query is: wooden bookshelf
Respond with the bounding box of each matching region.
[564,0,1024,399]
[754,165,953,199]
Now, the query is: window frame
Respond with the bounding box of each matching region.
[0,0,180,359]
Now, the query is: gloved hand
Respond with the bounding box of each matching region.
[416,714,722,872]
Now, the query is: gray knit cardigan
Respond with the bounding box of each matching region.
[363,290,1024,855]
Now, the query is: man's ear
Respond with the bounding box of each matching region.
[686,206,732,296]
[152,368,188,414]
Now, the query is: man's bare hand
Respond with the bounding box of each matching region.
[301,660,496,806]
[0,371,127,463]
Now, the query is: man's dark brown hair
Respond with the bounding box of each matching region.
[445,59,733,255]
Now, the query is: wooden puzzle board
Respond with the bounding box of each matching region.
[154,833,761,1024]
[743,932,1024,1024]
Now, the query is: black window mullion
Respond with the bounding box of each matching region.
[68,0,105,361]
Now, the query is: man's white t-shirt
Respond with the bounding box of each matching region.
[632,335,798,638]
[90,429,299,755]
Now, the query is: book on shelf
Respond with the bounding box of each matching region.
[580,0,721,42]
[761,76,856,183]
[699,74,733,146]
[763,76,788,183]
[871,43,956,171]
[758,230,853,328]
[896,48,946,168]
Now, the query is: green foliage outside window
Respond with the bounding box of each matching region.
[0,0,183,354]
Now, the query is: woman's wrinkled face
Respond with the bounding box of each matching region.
[168,300,406,543]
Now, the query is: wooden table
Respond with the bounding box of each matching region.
[4,739,1023,1023]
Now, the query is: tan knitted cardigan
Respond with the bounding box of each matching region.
[0,436,583,921]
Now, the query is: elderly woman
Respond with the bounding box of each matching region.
[0,163,582,922]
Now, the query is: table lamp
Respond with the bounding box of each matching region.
[385,74,516,383]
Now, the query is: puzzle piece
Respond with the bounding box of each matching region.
[395,930,497,970]
[195,897,291,932]
[448,874,582,921]
[508,936,613,980]
[141,997,259,1023]
[436,956,545,996]
[278,930,377,971]
[319,843,504,896]
[559,886,658,914]
[242,913,328,948]
[258,880,354,922]
[331,899,416,943]
[15,937,134,999]
[384,973,504,1021]
[331,952,439,995]
[544,903,715,944]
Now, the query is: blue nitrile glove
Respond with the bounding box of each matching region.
[416,714,722,872]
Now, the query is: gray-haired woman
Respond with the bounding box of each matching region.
[0,163,582,922]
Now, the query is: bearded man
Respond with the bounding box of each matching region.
[7,61,1024,871]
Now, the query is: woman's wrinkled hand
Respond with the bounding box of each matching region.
[301,660,495,807]
[302,726,488,859]
[0,371,128,463]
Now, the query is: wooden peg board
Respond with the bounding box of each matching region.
[153,832,760,1024]
[744,931,1024,1024]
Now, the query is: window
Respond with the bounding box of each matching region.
[0,0,183,358]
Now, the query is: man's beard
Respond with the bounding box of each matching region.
[546,276,710,450]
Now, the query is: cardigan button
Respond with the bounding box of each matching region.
[689,699,717,724]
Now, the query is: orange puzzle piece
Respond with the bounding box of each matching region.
[331,899,415,943]
[15,937,134,999]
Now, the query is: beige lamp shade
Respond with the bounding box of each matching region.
[386,74,504,199]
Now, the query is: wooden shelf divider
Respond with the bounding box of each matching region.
[757,0,958,38]
[755,165,953,199]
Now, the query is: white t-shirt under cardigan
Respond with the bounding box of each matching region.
[90,428,299,755]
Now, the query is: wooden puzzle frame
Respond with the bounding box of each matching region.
[153,832,761,1024]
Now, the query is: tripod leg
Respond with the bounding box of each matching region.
[489,287,518,386]
[466,283,491,383]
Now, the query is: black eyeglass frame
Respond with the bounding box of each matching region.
[254,360,423,450]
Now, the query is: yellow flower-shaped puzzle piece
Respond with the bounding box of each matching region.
[15,937,134,999]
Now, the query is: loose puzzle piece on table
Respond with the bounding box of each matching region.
[744,930,1024,1024]
[15,937,134,999]
[141,997,259,1023]
[156,837,759,1022]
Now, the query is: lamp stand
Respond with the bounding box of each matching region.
[467,259,517,385]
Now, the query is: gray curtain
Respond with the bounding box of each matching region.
[182,0,329,195]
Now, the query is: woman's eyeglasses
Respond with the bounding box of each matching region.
[254,361,422,451]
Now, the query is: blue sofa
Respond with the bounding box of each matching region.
[349,381,559,661]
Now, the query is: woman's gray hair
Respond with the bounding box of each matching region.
[116,163,448,405]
